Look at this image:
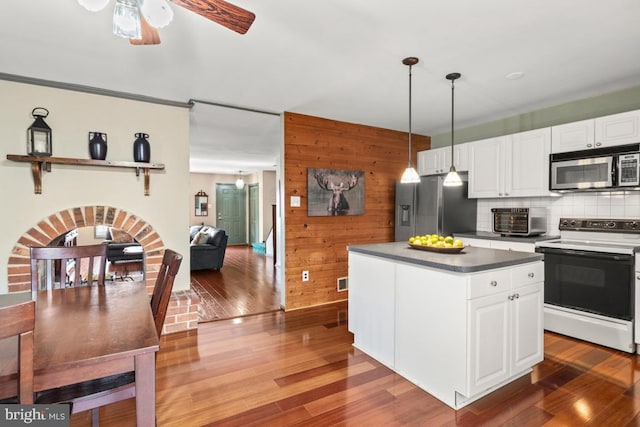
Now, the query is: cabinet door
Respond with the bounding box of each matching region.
[507,129,551,197]
[551,119,595,153]
[596,110,640,148]
[348,253,396,368]
[510,283,544,374]
[442,143,469,173]
[489,240,535,253]
[468,137,505,198]
[462,237,492,249]
[467,291,510,396]
[418,148,445,175]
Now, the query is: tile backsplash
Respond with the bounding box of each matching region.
[476,191,640,235]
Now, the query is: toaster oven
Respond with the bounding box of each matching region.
[492,207,547,236]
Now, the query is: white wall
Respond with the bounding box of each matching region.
[0,80,190,293]
[476,192,640,235]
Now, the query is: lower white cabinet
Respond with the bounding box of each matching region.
[347,253,396,368]
[460,237,535,253]
[348,251,544,409]
[467,281,543,396]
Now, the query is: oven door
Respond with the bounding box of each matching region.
[550,156,614,190]
[536,247,634,320]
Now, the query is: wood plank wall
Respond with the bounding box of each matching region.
[283,112,430,310]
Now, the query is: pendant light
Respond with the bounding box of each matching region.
[443,72,463,187]
[400,57,421,184]
[235,170,245,189]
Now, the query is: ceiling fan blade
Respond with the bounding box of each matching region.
[171,0,255,34]
[130,17,161,45]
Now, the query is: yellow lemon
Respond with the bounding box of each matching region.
[438,236,445,241]
[413,239,422,245]
[408,237,415,243]
[454,239,464,247]
[444,236,454,244]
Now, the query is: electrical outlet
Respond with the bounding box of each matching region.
[302,270,309,281]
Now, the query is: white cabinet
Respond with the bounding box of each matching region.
[468,136,505,198]
[551,110,640,154]
[468,128,550,198]
[456,237,536,253]
[349,248,544,409]
[347,253,396,368]
[489,240,536,253]
[417,143,468,176]
[467,266,543,396]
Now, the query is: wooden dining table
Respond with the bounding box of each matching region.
[0,281,159,426]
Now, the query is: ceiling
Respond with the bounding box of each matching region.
[2,1,640,175]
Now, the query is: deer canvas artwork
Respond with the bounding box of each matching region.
[307,168,365,216]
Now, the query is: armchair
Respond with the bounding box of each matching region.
[190,225,228,271]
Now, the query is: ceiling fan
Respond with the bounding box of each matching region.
[78,0,255,45]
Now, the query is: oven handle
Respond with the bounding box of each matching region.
[535,246,634,262]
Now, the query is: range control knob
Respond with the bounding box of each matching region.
[560,219,569,227]
[606,222,616,229]
[569,220,577,227]
[631,222,639,229]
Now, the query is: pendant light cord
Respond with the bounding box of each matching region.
[450,77,455,162]
[408,63,413,167]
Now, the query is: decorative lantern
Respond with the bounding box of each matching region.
[27,107,52,156]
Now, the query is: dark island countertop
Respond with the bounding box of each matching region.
[347,242,543,273]
[453,231,559,243]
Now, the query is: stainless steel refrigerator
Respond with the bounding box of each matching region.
[395,173,477,241]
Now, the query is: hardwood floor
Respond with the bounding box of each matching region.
[190,245,281,322]
[72,300,640,426]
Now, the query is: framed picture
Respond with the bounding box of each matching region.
[307,168,365,216]
[195,190,208,216]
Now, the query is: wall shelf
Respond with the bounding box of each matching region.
[6,154,165,196]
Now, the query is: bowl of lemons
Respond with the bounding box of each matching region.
[408,234,466,253]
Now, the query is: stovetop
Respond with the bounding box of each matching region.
[535,218,640,254]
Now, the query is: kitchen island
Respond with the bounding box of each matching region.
[347,242,544,409]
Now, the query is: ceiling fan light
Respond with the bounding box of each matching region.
[113,0,142,39]
[78,0,110,12]
[137,0,173,28]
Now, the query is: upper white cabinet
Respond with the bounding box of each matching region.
[551,110,640,154]
[417,143,468,176]
[468,128,551,198]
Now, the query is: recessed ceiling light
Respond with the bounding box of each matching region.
[505,71,525,80]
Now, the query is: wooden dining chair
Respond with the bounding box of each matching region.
[0,300,36,404]
[36,249,183,426]
[30,244,108,292]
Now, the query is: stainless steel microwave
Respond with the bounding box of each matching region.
[550,144,640,191]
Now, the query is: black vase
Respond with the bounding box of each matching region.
[88,132,107,160]
[133,132,150,163]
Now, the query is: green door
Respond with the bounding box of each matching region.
[216,183,246,245]
[249,184,259,244]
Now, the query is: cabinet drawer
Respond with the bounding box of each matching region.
[468,269,511,299]
[511,262,544,289]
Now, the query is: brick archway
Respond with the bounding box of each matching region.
[7,205,199,334]
[7,205,165,294]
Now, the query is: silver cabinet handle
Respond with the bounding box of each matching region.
[586,144,592,148]
[514,293,519,299]
[505,193,509,196]
[508,295,514,301]
[490,280,497,287]
[528,272,535,278]
[596,142,602,147]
